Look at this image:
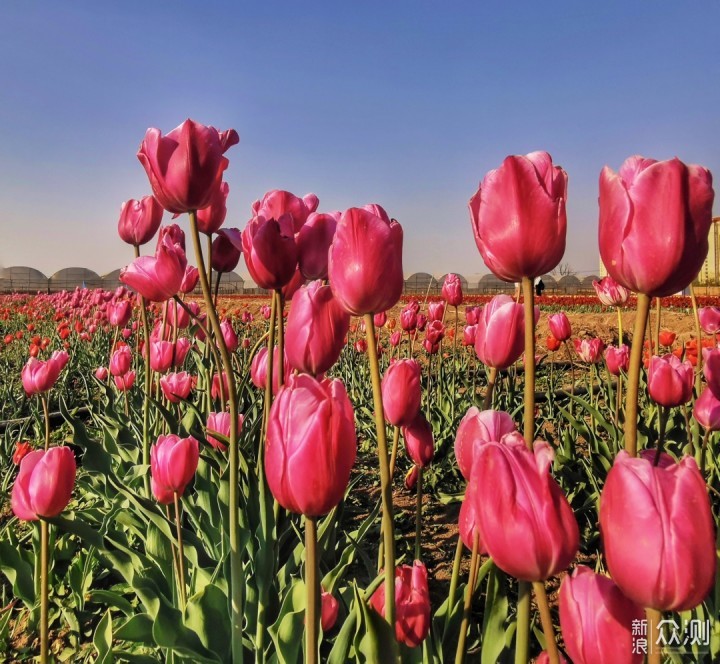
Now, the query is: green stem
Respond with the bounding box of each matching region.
[136,270,153,496]
[625,293,651,457]
[532,581,559,664]
[482,367,497,410]
[414,467,423,561]
[445,536,465,632]
[701,428,711,475]
[40,520,49,664]
[275,290,285,387]
[389,426,400,478]
[364,313,396,629]
[41,395,50,451]
[647,607,662,664]
[305,516,319,664]
[455,533,479,664]
[173,493,187,610]
[653,406,669,466]
[188,211,243,664]
[515,581,531,664]
[521,277,535,449]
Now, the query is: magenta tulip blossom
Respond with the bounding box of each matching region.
[604,344,630,376]
[21,351,69,396]
[120,233,187,302]
[150,434,200,505]
[159,371,193,403]
[206,411,245,452]
[474,295,538,369]
[693,387,720,431]
[647,354,693,408]
[381,359,422,427]
[454,407,517,480]
[107,300,133,328]
[250,346,291,396]
[196,180,229,235]
[403,413,434,468]
[442,273,463,307]
[548,312,571,341]
[699,306,720,335]
[297,212,339,281]
[211,228,243,273]
[253,189,318,234]
[242,213,298,290]
[592,276,630,306]
[573,337,604,364]
[117,195,164,247]
[109,346,132,377]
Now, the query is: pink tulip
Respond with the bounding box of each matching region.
[454,407,516,480]
[21,351,70,395]
[647,354,693,407]
[180,265,199,294]
[150,340,175,373]
[254,189,318,234]
[548,312,571,341]
[425,320,445,345]
[150,434,200,504]
[599,156,714,297]
[381,359,422,427]
[600,451,715,611]
[265,374,356,516]
[462,324,477,347]
[220,319,239,353]
[109,346,132,377]
[604,344,630,376]
[163,300,190,329]
[157,223,186,252]
[403,413,434,468]
[211,372,230,403]
[469,151,567,281]
[573,337,604,364]
[474,437,579,581]
[458,464,488,553]
[242,214,298,289]
[369,561,431,648]
[211,228,242,273]
[442,273,463,307]
[428,301,445,322]
[196,180,229,235]
[107,300,132,327]
[117,195,164,246]
[11,447,76,521]
[465,306,480,326]
[285,281,350,376]
[474,295,535,369]
[159,371,193,403]
[400,307,418,332]
[699,306,720,335]
[206,411,244,451]
[592,276,630,307]
[173,338,191,367]
[559,566,645,664]
[536,652,568,664]
[137,119,238,214]
[320,590,339,631]
[297,212,339,280]
[703,347,720,398]
[250,347,291,395]
[423,338,439,355]
[120,233,187,302]
[389,331,402,347]
[114,371,136,391]
[328,206,404,315]
[95,366,108,381]
[693,387,720,431]
[404,465,419,491]
[373,311,387,328]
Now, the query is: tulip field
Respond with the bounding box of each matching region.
[1,126,720,664]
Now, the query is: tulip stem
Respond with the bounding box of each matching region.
[261,293,277,443]
[654,297,661,361]
[515,581,531,664]
[364,313,396,630]
[136,244,153,498]
[690,283,703,391]
[414,467,423,561]
[445,535,465,635]
[455,532,479,664]
[188,211,243,664]
[41,396,50,451]
[482,367,497,410]
[40,519,49,664]
[521,277,535,448]
[625,293,651,457]
[563,341,575,415]
[173,493,187,611]
[647,608,662,664]
[305,516,319,664]
[532,581,559,664]
[206,234,213,294]
[389,426,400,478]
[617,306,623,345]
[452,306,458,421]
[275,290,285,388]
[653,406,669,466]
[701,428,711,474]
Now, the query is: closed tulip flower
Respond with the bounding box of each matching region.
[403,413,434,468]
[206,411,245,452]
[94,366,108,381]
[592,276,630,306]
[374,311,387,328]
[699,306,720,335]
[211,228,242,273]
[559,566,645,664]
[474,437,579,581]
[647,354,693,407]
[599,156,714,297]
[109,346,132,377]
[546,335,562,352]
[150,340,174,373]
[604,344,630,376]
[659,330,676,347]
[120,233,187,302]
[163,299,190,329]
[428,302,445,322]
[465,306,480,326]
[179,265,199,294]
[211,372,230,403]
[454,407,516,480]
[137,119,238,214]
[381,359,422,427]
[265,374,356,516]
[320,590,339,631]
[21,351,69,395]
[404,465,419,491]
[285,281,350,376]
[117,195,164,246]
[463,324,477,347]
[425,320,445,345]
[548,312,571,341]
[220,319,239,353]
[107,300,132,327]
[150,434,200,504]
[297,212,339,280]
[693,387,720,431]
[250,347,291,395]
[475,295,537,369]
[389,331,402,347]
[114,370,136,391]
[254,189,318,234]
[328,206,404,315]
[703,347,720,398]
[242,214,298,289]
[400,307,418,332]
[369,561,431,648]
[159,371,193,403]
[442,273,463,307]
[469,151,567,282]
[11,447,76,521]
[573,337,604,364]
[196,180,229,235]
[600,451,716,611]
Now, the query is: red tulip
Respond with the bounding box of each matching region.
[381,359,422,427]
[159,371,193,403]
[114,371,136,391]
[369,561,431,648]
[107,300,133,328]
[573,337,604,364]
[599,156,714,297]
[211,371,230,403]
[404,465,419,490]
[658,330,676,348]
[21,351,69,395]
[546,334,561,352]
[548,312,571,341]
[469,151,567,281]
[150,434,200,504]
[592,276,630,306]
[354,339,367,353]
[180,265,199,294]
[11,447,76,521]
[117,195,164,246]
[389,331,402,347]
[120,233,188,302]
[242,214,298,289]
[373,311,387,328]
[559,566,645,664]
[109,346,132,377]
[328,206,404,316]
[12,441,33,465]
[137,119,238,214]
[699,306,720,335]
[196,180,229,235]
[647,353,693,407]
[285,281,350,376]
[454,407,517,480]
[206,411,245,451]
[604,344,630,376]
[265,374,356,516]
[211,228,242,273]
[474,295,535,369]
[442,273,463,307]
[297,212,339,280]
[403,413,434,468]
[693,387,720,431]
[320,590,339,631]
[474,437,579,581]
[600,451,716,611]
[253,189,318,234]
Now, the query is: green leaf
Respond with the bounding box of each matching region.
[114,613,154,643]
[0,537,35,607]
[481,565,508,664]
[185,583,231,662]
[269,578,306,664]
[93,609,114,664]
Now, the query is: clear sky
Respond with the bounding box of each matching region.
[1,1,718,281]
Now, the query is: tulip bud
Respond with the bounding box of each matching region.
[573,337,604,364]
[159,371,193,403]
[242,214,298,289]
[150,434,199,504]
[474,295,533,369]
[107,300,133,328]
[442,273,463,307]
[699,306,720,335]
[206,411,245,451]
[220,319,239,353]
[179,265,199,294]
[211,228,243,273]
[546,334,561,352]
[647,353,693,407]
[250,347,291,395]
[404,465,419,491]
[403,413,434,468]
[114,371,136,391]
[454,407,516,480]
[117,195,164,246]
[592,276,630,306]
[320,590,339,632]
[374,311,387,328]
[548,312,571,341]
[604,344,630,376]
[21,351,70,395]
[297,212,338,280]
[95,366,108,381]
[109,346,132,377]
[428,302,445,322]
[693,387,720,431]
[600,451,715,611]
[462,325,477,347]
[381,359,422,427]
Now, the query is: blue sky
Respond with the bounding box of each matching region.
[1,1,718,281]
